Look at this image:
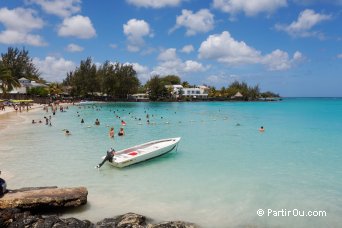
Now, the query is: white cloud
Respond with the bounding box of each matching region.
[0,7,46,46]
[262,49,303,71]
[205,74,239,85]
[126,0,181,8]
[293,0,342,6]
[184,60,207,72]
[33,56,76,82]
[337,54,342,59]
[157,48,177,61]
[152,48,207,76]
[181,45,194,53]
[199,31,303,70]
[198,31,261,65]
[26,0,81,17]
[123,19,152,52]
[213,0,287,16]
[171,9,214,36]
[275,9,331,38]
[0,30,47,46]
[66,43,84,52]
[58,15,96,39]
[0,7,44,32]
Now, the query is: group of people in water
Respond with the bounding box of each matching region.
[109,127,125,137]
[78,116,125,138]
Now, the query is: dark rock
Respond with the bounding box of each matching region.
[0,208,21,227]
[148,221,197,228]
[0,187,88,210]
[1,209,94,228]
[2,209,197,228]
[97,212,146,228]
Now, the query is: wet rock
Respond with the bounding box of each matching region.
[97,212,146,228]
[0,186,88,210]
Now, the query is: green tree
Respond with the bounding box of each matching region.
[27,86,49,96]
[182,81,190,88]
[161,75,181,85]
[48,83,62,96]
[146,75,168,101]
[0,62,19,98]
[1,47,41,82]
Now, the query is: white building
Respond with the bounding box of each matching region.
[128,93,149,101]
[166,84,209,99]
[0,77,47,94]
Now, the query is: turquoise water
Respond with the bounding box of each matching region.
[0,99,341,227]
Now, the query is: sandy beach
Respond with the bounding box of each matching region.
[0,103,44,116]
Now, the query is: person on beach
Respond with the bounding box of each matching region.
[109,127,114,138]
[259,126,265,132]
[95,118,100,125]
[118,127,125,136]
[32,120,36,124]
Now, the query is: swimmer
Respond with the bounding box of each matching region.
[259,126,265,132]
[65,130,71,135]
[95,118,100,125]
[81,118,84,123]
[118,127,125,136]
[109,127,114,138]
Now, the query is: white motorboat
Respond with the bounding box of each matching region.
[97,137,181,168]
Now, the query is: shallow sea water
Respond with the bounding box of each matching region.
[0,98,341,227]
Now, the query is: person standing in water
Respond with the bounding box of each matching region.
[118,128,125,136]
[109,127,115,138]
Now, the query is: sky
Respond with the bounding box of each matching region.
[0,0,341,97]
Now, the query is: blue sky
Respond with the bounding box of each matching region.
[0,0,341,96]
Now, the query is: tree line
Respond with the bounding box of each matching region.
[62,58,140,99]
[0,47,280,101]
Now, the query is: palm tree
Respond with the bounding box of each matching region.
[0,63,19,98]
[48,83,62,97]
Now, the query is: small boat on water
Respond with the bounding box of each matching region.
[96,137,181,168]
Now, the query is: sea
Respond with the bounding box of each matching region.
[0,98,341,228]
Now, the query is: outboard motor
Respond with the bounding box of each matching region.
[0,171,7,197]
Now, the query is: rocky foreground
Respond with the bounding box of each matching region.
[0,187,197,227]
[0,209,197,228]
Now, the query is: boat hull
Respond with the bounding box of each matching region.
[108,137,180,168]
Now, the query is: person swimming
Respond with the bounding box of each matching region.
[95,118,100,125]
[118,127,125,136]
[81,118,84,123]
[259,126,265,132]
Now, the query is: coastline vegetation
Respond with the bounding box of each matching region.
[0,47,279,101]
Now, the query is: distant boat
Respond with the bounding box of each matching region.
[97,137,181,168]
